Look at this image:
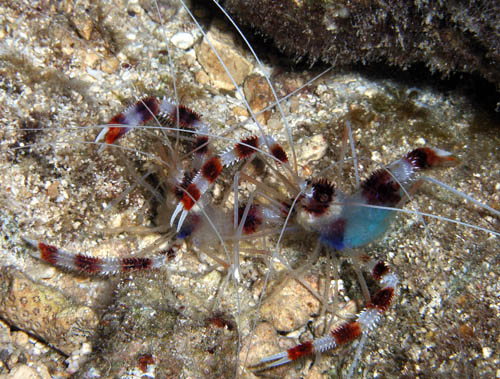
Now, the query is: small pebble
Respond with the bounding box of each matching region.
[3,364,40,379]
[482,346,492,359]
[171,32,195,49]
[12,331,29,347]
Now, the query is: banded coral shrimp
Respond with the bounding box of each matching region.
[1,0,499,377]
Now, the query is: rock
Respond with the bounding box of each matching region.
[0,319,10,347]
[11,331,29,348]
[295,134,328,163]
[1,364,40,379]
[0,267,99,356]
[223,0,500,105]
[71,13,93,41]
[239,321,282,368]
[259,275,321,332]
[243,74,273,125]
[196,27,253,91]
[195,70,210,85]
[171,32,195,50]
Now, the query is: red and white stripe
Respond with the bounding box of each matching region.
[159,98,207,132]
[257,260,398,369]
[96,97,161,151]
[221,135,288,166]
[360,147,458,208]
[388,147,456,184]
[94,98,290,234]
[170,156,223,231]
[23,238,168,275]
[170,135,288,232]
[159,98,213,167]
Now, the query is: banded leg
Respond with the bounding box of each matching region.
[256,260,398,370]
[95,97,291,234]
[23,238,172,276]
[317,147,458,251]
[170,134,289,231]
[23,198,285,276]
[95,97,161,148]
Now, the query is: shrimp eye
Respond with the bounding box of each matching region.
[301,179,335,216]
[312,179,334,204]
